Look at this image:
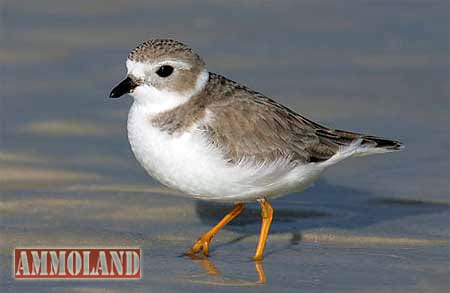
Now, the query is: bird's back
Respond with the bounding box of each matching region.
[195,73,403,166]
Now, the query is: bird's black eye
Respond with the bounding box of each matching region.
[155,65,174,77]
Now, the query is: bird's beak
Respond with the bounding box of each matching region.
[109,76,139,98]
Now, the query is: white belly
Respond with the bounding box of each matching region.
[127,103,327,202]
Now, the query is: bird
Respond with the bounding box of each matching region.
[109,39,403,261]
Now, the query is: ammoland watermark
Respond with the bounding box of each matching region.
[14,247,141,279]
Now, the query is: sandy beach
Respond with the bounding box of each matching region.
[1,1,449,291]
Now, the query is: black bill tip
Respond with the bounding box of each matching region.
[109,76,139,98]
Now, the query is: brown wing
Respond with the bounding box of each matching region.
[203,85,339,164]
[201,74,402,165]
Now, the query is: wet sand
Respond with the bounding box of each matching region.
[1,0,449,292]
[1,149,449,292]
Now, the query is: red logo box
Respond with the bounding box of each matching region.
[14,248,141,279]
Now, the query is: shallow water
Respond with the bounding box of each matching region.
[1,0,449,292]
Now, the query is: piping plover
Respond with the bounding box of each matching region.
[110,39,403,260]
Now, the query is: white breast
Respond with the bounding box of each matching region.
[126,103,331,202]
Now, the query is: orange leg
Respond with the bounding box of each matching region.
[186,203,245,257]
[253,199,273,261]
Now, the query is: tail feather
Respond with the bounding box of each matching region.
[321,134,404,166]
[311,127,404,163]
[360,135,404,151]
[316,127,404,151]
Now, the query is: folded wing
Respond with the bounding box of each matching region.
[203,78,402,165]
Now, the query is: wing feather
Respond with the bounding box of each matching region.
[199,73,402,165]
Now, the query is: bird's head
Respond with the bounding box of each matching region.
[110,39,209,112]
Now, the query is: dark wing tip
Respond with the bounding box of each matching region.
[362,136,404,150]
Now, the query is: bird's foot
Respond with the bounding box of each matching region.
[185,234,213,257]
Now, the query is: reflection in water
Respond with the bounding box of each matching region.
[186,255,266,285]
[254,261,266,284]
[188,255,220,276]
